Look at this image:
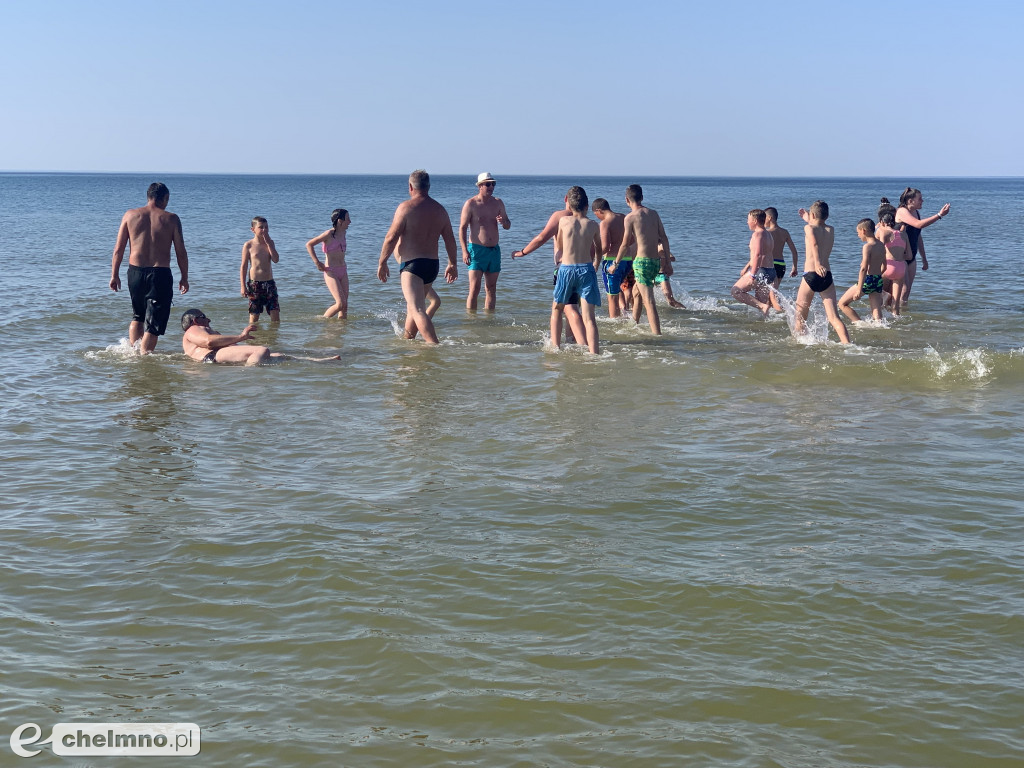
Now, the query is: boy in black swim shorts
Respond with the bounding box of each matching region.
[794,200,850,344]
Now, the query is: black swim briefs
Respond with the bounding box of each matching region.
[399,258,440,285]
[802,271,834,293]
[127,265,173,336]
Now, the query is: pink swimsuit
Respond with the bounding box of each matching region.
[322,232,348,282]
[882,230,907,280]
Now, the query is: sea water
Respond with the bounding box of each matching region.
[1,173,1022,766]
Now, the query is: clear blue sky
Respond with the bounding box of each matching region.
[1,0,1020,176]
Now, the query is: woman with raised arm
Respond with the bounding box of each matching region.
[895,187,950,305]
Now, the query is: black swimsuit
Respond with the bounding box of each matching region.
[400,258,440,285]
[903,214,921,263]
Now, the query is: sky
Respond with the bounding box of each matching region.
[1,0,1021,176]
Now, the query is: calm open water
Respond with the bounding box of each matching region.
[1,173,1023,767]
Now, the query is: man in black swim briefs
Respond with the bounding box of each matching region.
[110,182,189,354]
[377,170,458,344]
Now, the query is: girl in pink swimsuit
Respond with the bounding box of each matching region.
[305,208,351,318]
[876,199,907,316]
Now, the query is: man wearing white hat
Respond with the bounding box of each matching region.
[459,172,512,311]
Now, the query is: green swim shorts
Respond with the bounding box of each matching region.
[632,256,661,287]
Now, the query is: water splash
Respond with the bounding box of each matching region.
[923,346,992,381]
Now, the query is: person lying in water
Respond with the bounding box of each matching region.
[180,309,340,365]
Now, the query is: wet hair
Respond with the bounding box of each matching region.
[147,182,169,202]
[857,218,875,234]
[877,198,898,226]
[810,200,829,220]
[899,187,921,209]
[625,184,643,203]
[566,186,589,212]
[748,209,766,226]
[409,170,430,191]
[592,197,610,212]
[764,207,778,222]
[330,208,349,227]
[251,216,267,228]
[180,308,206,331]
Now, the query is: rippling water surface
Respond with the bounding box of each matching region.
[1,173,1023,767]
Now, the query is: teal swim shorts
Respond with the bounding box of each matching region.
[466,242,501,273]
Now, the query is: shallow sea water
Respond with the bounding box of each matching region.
[1,173,1023,766]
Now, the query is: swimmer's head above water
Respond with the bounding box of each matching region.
[181,309,210,331]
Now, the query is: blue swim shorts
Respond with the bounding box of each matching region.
[601,259,625,295]
[466,242,501,273]
[554,264,601,307]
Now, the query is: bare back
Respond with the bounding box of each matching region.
[599,213,627,260]
[767,224,792,262]
[803,223,835,274]
[751,229,775,269]
[121,204,182,268]
[392,196,455,261]
[624,206,668,260]
[556,216,601,266]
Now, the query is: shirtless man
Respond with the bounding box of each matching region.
[608,185,671,335]
[109,182,189,354]
[180,309,339,365]
[591,198,632,318]
[794,200,851,344]
[764,207,798,311]
[552,186,603,354]
[240,216,281,323]
[730,209,775,318]
[377,170,458,344]
[460,172,511,311]
[511,192,587,345]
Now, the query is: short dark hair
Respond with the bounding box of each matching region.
[592,198,610,212]
[566,186,588,212]
[748,209,766,225]
[147,182,169,202]
[764,207,778,221]
[180,308,205,331]
[409,170,430,191]
[857,218,875,234]
[810,200,829,220]
[625,184,643,203]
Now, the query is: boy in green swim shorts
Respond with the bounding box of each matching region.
[608,184,672,335]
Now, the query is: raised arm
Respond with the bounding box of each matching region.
[496,198,511,230]
[110,214,130,291]
[512,210,563,259]
[897,204,949,230]
[172,214,189,294]
[185,324,257,351]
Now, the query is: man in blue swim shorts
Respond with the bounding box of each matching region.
[551,186,602,354]
[460,172,511,312]
[109,182,190,354]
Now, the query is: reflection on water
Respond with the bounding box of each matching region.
[111,359,197,511]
